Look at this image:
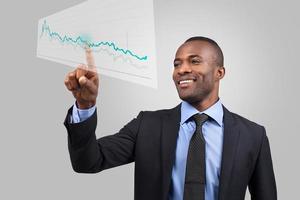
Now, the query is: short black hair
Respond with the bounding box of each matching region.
[185,36,224,67]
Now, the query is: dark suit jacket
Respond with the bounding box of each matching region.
[64,104,277,200]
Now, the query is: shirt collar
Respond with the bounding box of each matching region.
[180,99,223,126]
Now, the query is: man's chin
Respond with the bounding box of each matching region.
[178,92,207,105]
[178,94,197,103]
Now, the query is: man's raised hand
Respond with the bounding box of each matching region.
[64,48,99,109]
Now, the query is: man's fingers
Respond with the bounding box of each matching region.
[64,70,81,91]
[68,72,79,90]
[64,77,73,91]
[76,64,88,79]
[64,48,98,105]
[85,47,97,73]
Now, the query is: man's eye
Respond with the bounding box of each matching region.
[192,60,200,64]
[174,63,180,67]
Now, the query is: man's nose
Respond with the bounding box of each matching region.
[178,62,192,74]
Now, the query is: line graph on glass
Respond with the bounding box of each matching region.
[37,0,157,88]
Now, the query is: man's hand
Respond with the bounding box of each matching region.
[64,48,99,109]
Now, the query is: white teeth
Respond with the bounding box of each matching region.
[179,79,193,84]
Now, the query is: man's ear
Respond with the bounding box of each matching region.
[215,66,225,80]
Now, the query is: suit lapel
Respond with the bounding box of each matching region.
[218,105,240,200]
[161,104,181,200]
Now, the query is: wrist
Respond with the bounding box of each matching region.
[76,100,96,109]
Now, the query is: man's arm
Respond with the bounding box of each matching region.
[64,48,142,173]
[64,106,143,173]
[248,128,277,200]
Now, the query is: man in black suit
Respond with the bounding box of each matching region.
[64,37,277,200]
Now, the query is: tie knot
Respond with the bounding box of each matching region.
[192,113,209,127]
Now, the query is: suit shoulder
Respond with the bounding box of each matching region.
[140,104,180,116]
[142,108,174,115]
[133,105,180,124]
[228,111,267,146]
[230,111,265,133]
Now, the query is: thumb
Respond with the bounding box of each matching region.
[79,76,97,93]
[78,76,87,86]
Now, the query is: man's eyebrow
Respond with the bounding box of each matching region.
[188,55,201,59]
[174,55,202,62]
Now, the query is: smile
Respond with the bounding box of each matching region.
[178,79,196,85]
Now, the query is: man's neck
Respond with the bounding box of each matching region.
[190,96,220,112]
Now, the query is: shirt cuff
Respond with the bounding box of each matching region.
[71,102,96,123]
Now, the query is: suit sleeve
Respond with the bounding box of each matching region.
[64,106,143,173]
[248,127,277,200]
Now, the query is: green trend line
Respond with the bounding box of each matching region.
[40,20,148,61]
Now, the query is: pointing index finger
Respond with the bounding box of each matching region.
[85,47,96,73]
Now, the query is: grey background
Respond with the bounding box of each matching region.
[1,0,299,199]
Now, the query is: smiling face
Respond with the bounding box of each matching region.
[172,40,225,110]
